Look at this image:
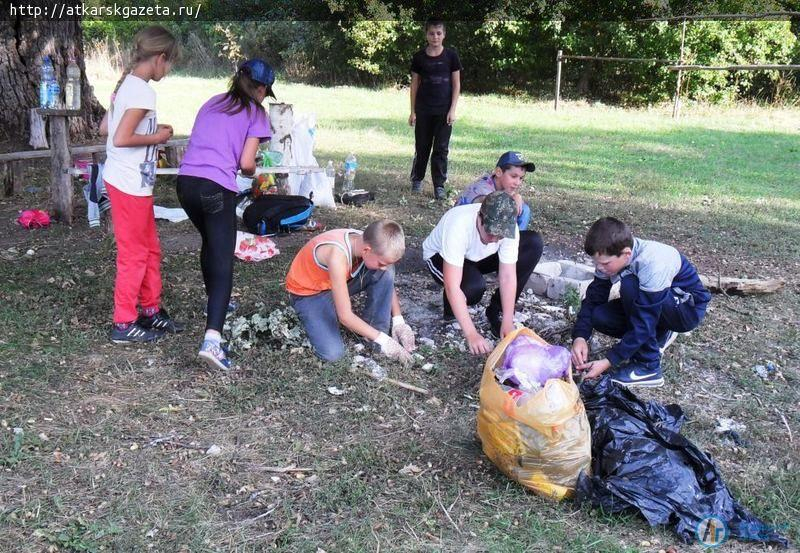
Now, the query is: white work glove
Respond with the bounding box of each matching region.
[391,315,416,352]
[374,332,413,366]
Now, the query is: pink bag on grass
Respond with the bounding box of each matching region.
[17,210,51,229]
[234,231,280,262]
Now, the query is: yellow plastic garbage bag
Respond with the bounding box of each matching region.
[477,327,591,500]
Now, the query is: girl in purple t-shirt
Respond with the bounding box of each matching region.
[177,58,275,370]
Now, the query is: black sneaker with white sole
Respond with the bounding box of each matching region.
[658,330,678,354]
[137,308,185,333]
[109,323,164,344]
[610,363,664,388]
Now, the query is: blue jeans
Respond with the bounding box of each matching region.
[592,274,707,367]
[290,266,395,362]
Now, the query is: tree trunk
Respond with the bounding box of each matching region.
[0,19,103,151]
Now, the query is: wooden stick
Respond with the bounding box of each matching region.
[775,408,793,443]
[0,138,189,163]
[673,20,686,119]
[668,64,800,71]
[699,387,737,402]
[353,367,429,395]
[637,12,800,22]
[554,50,562,111]
[560,54,676,64]
[436,490,462,535]
[262,465,314,473]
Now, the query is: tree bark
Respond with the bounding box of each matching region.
[0,19,104,151]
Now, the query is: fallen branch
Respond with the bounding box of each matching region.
[775,408,793,443]
[242,507,277,523]
[353,368,429,395]
[435,489,462,535]
[262,465,314,473]
[146,435,207,450]
[698,387,737,402]
[720,300,751,317]
[699,275,785,296]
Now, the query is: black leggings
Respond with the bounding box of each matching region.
[176,176,237,332]
[426,230,544,317]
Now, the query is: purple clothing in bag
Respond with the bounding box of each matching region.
[179,93,271,192]
[496,335,570,392]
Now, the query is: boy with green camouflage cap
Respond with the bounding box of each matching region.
[422,192,540,355]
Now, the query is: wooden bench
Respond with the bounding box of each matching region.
[1,124,189,223]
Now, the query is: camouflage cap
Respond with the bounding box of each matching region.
[479,191,517,239]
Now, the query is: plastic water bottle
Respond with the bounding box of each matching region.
[40,56,55,108]
[343,153,357,193]
[65,54,81,110]
[49,79,61,109]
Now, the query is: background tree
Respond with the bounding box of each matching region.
[0,18,104,151]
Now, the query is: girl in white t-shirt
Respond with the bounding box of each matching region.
[100,26,183,344]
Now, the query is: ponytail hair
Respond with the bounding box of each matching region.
[216,65,276,117]
[110,25,179,114]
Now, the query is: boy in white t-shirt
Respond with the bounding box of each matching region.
[422,192,540,355]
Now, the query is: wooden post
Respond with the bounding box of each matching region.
[555,50,563,111]
[11,162,23,196]
[38,108,80,224]
[2,161,24,197]
[269,103,294,194]
[1,163,9,196]
[672,20,687,119]
[269,103,294,165]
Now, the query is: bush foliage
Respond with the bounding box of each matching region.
[83,17,799,105]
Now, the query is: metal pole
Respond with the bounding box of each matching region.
[672,20,687,119]
[555,50,562,111]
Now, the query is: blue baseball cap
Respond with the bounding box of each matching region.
[496,151,535,172]
[240,58,275,87]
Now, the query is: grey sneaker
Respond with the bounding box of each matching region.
[411,180,423,193]
[434,186,447,200]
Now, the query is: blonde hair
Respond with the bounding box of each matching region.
[110,25,179,113]
[363,219,405,260]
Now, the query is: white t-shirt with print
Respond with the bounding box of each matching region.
[422,204,519,266]
[103,74,158,196]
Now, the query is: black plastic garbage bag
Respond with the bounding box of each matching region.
[575,376,789,547]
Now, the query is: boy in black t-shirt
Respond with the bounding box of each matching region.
[409,19,463,200]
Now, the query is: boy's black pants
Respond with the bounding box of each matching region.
[411,112,452,188]
[425,230,544,318]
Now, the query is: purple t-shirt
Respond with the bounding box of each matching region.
[179,93,271,192]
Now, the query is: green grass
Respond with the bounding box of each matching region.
[1,72,798,551]
[92,75,800,261]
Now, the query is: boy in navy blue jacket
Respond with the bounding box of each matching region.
[571,217,711,387]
